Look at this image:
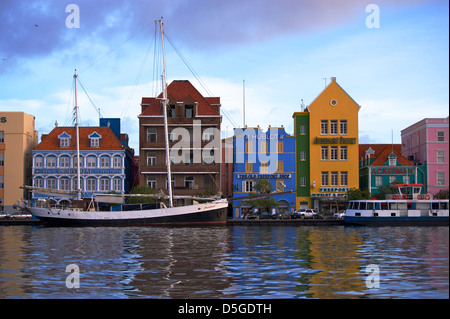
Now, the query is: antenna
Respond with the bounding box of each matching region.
[322,77,328,88]
[300,99,305,111]
[243,79,246,128]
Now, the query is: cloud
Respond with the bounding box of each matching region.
[1,0,435,64]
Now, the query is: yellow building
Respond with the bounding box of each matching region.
[293,77,360,213]
[0,112,38,213]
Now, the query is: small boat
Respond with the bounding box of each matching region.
[344,184,449,226]
[24,19,228,226]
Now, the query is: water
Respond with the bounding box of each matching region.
[0,225,448,299]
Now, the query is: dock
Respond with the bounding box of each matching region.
[226,218,345,226]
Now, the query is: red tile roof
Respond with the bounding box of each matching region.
[35,127,124,151]
[140,80,220,116]
[359,144,412,166]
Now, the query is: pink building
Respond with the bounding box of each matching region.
[401,117,449,196]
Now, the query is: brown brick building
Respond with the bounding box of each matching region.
[138,80,222,206]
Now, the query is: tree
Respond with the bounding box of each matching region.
[435,189,449,199]
[347,188,371,200]
[245,180,278,213]
[127,185,160,204]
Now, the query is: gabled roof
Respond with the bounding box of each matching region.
[140,80,220,116]
[35,127,124,151]
[359,144,412,166]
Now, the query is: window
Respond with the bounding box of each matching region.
[86,156,96,168]
[276,161,284,173]
[90,138,100,148]
[60,137,70,148]
[113,179,122,192]
[300,177,306,187]
[300,151,306,161]
[73,178,80,192]
[331,171,338,186]
[185,176,194,189]
[321,121,328,135]
[375,176,383,186]
[340,146,347,160]
[34,156,43,168]
[243,180,255,192]
[389,176,396,184]
[202,129,214,142]
[341,171,348,186]
[100,179,109,191]
[437,150,445,163]
[321,146,328,160]
[167,176,175,190]
[46,156,56,168]
[403,175,410,184]
[86,179,96,191]
[276,180,285,192]
[168,105,176,118]
[146,128,157,142]
[245,141,253,153]
[259,141,268,154]
[185,105,194,118]
[100,156,109,168]
[0,176,4,189]
[34,178,43,188]
[321,171,328,186]
[0,131,4,143]
[260,161,269,173]
[60,156,70,168]
[73,156,82,168]
[147,176,156,189]
[277,141,284,153]
[330,120,338,135]
[437,131,445,142]
[147,152,157,166]
[389,155,397,166]
[340,120,347,135]
[0,153,4,167]
[330,146,338,160]
[60,178,70,191]
[113,156,122,168]
[437,171,445,186]
[245,161,253,173]
[47,178,56,189]
[300,125,306,135]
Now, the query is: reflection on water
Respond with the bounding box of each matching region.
[0,225,448,298]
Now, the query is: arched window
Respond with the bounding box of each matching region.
[100,155,110,168]
[99,178,110,191]
[86,178,96,191]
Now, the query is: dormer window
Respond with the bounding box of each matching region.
[88,131,102,148]
[388,153,397,166]
[58,131,71,148]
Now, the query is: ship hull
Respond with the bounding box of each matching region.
[28,200,228,227]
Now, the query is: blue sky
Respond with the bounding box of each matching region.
[1,0,448,153]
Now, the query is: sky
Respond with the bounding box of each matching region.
[1,0,448,154]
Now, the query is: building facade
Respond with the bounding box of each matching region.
[232,125,296,219]
[138,80,222,206]
[359,144,427,196]
[32,121,130,203]
[401,117,449,196]
[293,77,360,213]
[0,112,38,212]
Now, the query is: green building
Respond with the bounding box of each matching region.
[359,144,427,196]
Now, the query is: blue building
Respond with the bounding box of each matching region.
[232,125,296,218]
[31,119,133,204]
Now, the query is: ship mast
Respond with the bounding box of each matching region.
[74,70,82,201]
[159,18,173,208]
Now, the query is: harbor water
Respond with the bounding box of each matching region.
[0,225,448,299]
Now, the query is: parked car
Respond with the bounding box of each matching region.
[8,212,33,220]
[292,209,317,219]
[0,212,11,220]
[278,211,293,219]
[247,211,271,220]
[333,211,345,219]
